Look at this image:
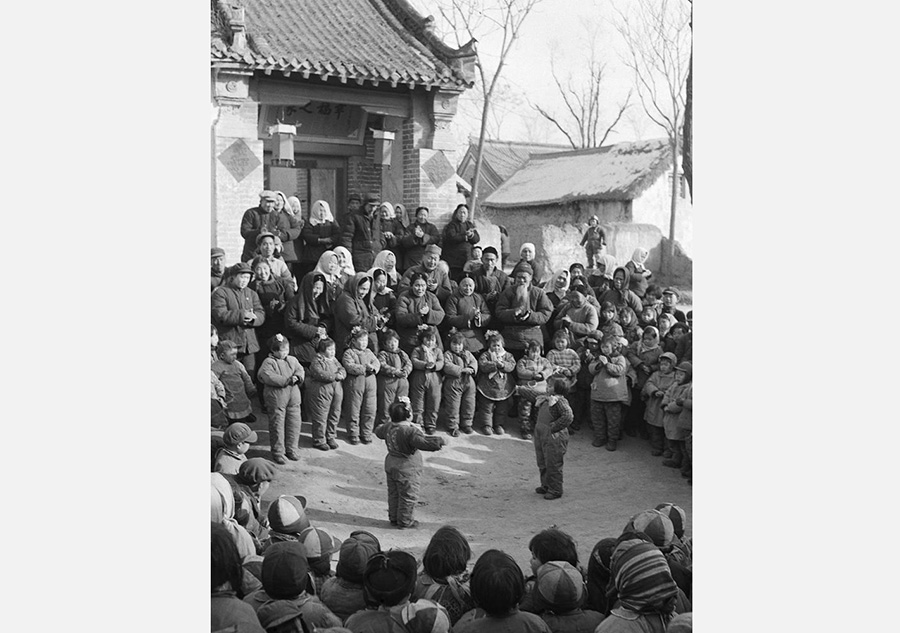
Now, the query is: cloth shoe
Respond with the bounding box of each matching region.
[272,454,286,465]
[314,444,329,452]
[398,520,419,529]
[348,437,360,445]
[360,437,372,444]
[535,486,547,494]
[461,426,473,434]
[494,426,505,435]
[286,451,301,461]
[522,431,533,440]
[592,438,606,447]
[605,440,617,452]
[482,426,493,436]
[327,439,339,450]
[544,492,562,500]
[651,449,664,456]
[425,427,436,435]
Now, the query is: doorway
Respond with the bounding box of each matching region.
[265,155,348,224]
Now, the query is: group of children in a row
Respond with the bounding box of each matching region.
[212,465,693,633]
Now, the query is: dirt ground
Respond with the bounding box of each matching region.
[241,407,692,574]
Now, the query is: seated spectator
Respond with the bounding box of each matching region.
[414,526,476,625]
[212,522,266,633]
[344,550,422,632]
[320,530,382,621]
[298,526,342,596]
[534,561,605,633]
[399,245,453,304]
[520,528,581,614]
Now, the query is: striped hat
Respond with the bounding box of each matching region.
[654,503,687,539]
[535,561,584,611]
[267,495,310,535]
[624,509,675,551]
[611,541,677,615]
[397,599,451,633]
[336,530,381,583]
[299,526,342,560]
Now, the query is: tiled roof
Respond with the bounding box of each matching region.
[211,0,475,90]
[482,139,673,208]
[477,139,571,182]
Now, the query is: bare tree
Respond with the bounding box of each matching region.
[683,0,692,197]
[532,37,632,150]
[432,0,544,218]
[613,0,691,274]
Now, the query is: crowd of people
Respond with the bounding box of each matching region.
[212,189,693,478]
[212,474,693,633]
[210,189,694,632]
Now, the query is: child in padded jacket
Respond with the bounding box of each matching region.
[341,327,381,445]
[589,335,629,452]
[438,331,478,437]
[257,334,305,465]
[474,331,517,436]
[374,398,446,529]
[641,351,678,457]
[661,361,692,471]
[305,338,346,451]
[375,329,412,427]
[410,326,444,434]
[515,340,555,440]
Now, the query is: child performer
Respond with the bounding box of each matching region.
[257,334,305,464]
[374,398,446,528]
[533,379,574,500]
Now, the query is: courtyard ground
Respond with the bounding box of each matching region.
[239,407,692,574]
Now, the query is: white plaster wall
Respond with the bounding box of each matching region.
[631,167,693,256]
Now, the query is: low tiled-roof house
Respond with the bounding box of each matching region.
[211,0,476,261]
[456,138,570,201]
[480,138,692,281]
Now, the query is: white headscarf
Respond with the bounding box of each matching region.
[287,196,303,218]
[520,242,536,260]
[309,200,334,226]
[211,473,256,561]
[332,245,356,276]
[379,202,395,219]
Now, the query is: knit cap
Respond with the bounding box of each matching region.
[336,530,382,583]
[363,550,418,606]
[654,503,687,539]
[261,541,310,599]
[299,526,342,560]
[535,561,584,612]
[267,495,311,535]
[398,599,451,633]
[624,509,675,551]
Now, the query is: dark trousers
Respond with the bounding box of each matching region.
[590,401,622,444]
[475,394,510,430]
[534,424,568,495]
[385,456,421,526]
[649,424,666,453]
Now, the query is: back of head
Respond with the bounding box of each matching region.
[262,541,310,599]
[528,528,578,567]
[423,526,471,580]
[268,495,311,535]
[535,561,584,613]
[363,550,418,607]
[211,522,243,596]
[470,549,525,617]
[337,530,382,583]
[398,599,452,633]
[624,510,675,552]
[654,503,687,540]
[609,541,677,616]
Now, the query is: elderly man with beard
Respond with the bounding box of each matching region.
[398,244,452,304]
[240,190,302,263]
[494,263,554,361]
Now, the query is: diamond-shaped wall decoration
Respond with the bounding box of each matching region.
[219,139,261,183]
[422,151,455,188]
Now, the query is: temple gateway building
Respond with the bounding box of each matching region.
[211,0,476,261]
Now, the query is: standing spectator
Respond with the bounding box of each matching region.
[252,232,293,284]
[341,327,381,445]
[333,272,384,356]
[298,200,340,282]
[514,243,547,287]
[442,203,480,282]
[642,352,678,457]
[498,225,510,270]
[341,192,384,272]
[285,272,334,366]
[250,259,295,408]
[589,336,629,451]
[444,274,491,355]
[240,190,302,264]
[494,264,554,360]
[580,215,607,264]
[624,247,653,281]
[473,246,508,312]
[257,334,305,464]
[598,267,643,316]
[212,340,257,425]
[212,262,265,376]
[378,202,407,262]
[409,327,444,434]
[474,332,517,436]
[212,247,227,291]
[399,244,453,304]
[661,362,692,472]
[399,206,441,271]
[439,332,478,436]
[373,399,446,529]
[305,338,346,451]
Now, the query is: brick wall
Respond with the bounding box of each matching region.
[347,127,383,200]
